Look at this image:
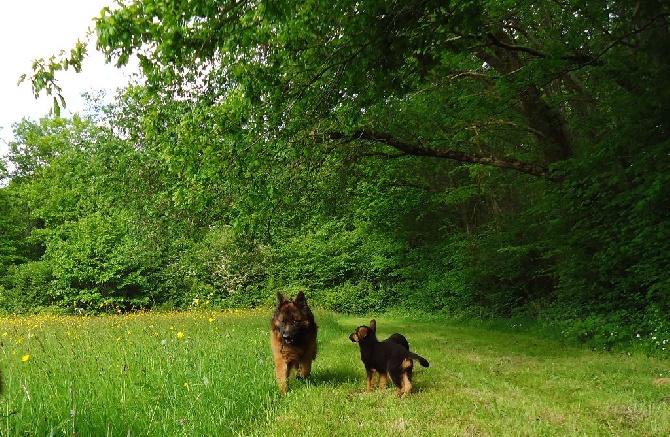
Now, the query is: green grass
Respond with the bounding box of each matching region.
[1,310,669,436]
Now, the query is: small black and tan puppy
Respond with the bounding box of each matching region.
[349,319,429,396]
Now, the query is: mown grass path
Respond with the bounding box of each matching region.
[1,310,669,436]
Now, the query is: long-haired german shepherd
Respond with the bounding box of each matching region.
[349,319,429,397]
[270,291,318,393]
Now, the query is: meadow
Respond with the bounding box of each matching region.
[1,309,669,436]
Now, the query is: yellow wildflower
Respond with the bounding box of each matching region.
[176,331,185,339]
[22,354,30,362]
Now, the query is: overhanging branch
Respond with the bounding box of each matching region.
[329,130,558,180]
[486,32,598,66]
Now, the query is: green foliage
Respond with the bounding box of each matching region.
[0,261,54,312]
[41,211,154,310]
[267,219,406,312]
[0,187,31,274]
[19,39,88,115]
[316,281,394,314]
[393,235,474,314]
[160,226,270,309]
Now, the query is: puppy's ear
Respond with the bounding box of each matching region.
[369,319,376,332]
[294,290,307,306]
[276,292,286,306]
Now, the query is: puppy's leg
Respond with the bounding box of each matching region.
[387,359,414,397]
[400,371,413,397]
[400,359,413,397]
[378,372,388,389]
[366,369,375,391]
[387,365,404,396]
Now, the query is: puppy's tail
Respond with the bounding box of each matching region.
[408,352,429,367]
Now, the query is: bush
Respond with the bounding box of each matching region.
[0,261,55,312]
[158,226,270,309]
[39,211,156,311]
[316,281,393,314]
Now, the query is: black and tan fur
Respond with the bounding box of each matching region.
[270,291,318,393]
[349,319,429,397]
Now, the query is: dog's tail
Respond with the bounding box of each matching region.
[408,352,429,367]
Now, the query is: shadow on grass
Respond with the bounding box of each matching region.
[301,365,357,387]
[296,364,432,396]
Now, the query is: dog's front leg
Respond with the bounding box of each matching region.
[274,358,290,393]
[297,359,312,379]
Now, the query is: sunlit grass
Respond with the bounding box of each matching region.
[1,309,276,435]
[1,310,669,436]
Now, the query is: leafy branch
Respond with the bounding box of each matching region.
[18,39,89,117]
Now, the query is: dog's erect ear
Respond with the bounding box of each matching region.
[276,292,286,306]
[294,290,307,306]
[369,319,376,332]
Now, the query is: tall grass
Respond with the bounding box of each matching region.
[1,310,277,435]
[1,310,669,436]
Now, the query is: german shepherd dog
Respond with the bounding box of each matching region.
[270,291,318,393]
[349,319,429,397]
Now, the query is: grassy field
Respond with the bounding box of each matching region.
[1,309,669,436]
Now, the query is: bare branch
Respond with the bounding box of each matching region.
[329,130,560,180]
[487,32,598,66]
[487,32,548,58]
